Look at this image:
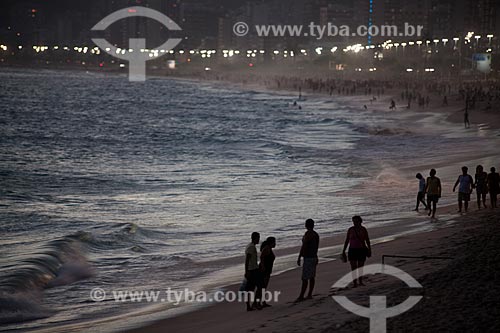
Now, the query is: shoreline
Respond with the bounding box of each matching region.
[4,67,500,332]
[123,208,499,333]
[116,78,500,331]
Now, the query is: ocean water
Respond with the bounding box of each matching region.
[1,69,499,332]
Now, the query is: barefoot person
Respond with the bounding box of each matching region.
[487,167,500,208]
[453,166,474,213]
[414,173,428,211]
[260,237,276,308]
[296,219,319,302]
[342,216,371,287]
[425,169,442,219]
[474,165,488,209]
[244,232,262,311]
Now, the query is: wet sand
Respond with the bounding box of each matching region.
[118,88,500,333]
[124,206,499,333]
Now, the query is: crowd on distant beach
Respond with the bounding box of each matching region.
[207,72,500,117]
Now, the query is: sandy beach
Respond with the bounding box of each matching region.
[2,69,500,333]
[116,88,500,333]
[124,207,499,333]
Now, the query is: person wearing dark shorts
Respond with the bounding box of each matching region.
[487,167,500,208]
[296,219,319,302]
[342,216,371,287]
[475,165,488,209]
[244,232,262,311]
[425,169,442,219]
[259,237,276,308]
[453,166,474,213]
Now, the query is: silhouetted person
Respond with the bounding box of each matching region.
[259,237,276,308]
[425,169,442,219]
[475,165,488,209]
[442,95,448,106]
[464,97,471,128]
[245,232,262,311]
[453,166,474,213]
[389,99,396,110]
[414,173,428,211]
[296,219,319,302]
[487,167,500,208]
[342,216,371,287]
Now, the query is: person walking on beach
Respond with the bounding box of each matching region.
[244,232,263,311]
[425,169,442,219]
[475,165,488,210]
[296,219,319,302]
[464,97,471,129]
[341,216,371,287]
[414,173,428,211]
[487,167,500,208]
[464,109,470,128]
[453,166,474,213]
[260,237,276,308]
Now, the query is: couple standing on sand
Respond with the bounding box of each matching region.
[244,232,276,311]
[244,217,372,310]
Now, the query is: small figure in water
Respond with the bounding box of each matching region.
[293,101,297,106]
[342,216,371,288]
[364,105,368,110]
[442,95,448,106]
[474,165,488,210]
[453,166,474,213]
[389,99,396,110]
[296,219,319,302]
[425,169,442,219]
[414,173,428,211]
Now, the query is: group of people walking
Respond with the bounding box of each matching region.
[243,217,371,311]
[415,165,500,217]
[240,164,499,311]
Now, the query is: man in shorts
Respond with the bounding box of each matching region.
[244,232,262,311]
[453,166,474,213]
[425,169,442,219]
[296,219,320,302]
